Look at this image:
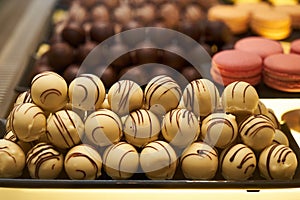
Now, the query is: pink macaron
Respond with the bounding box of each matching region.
[291,39,300,55]
[211,49,263,86]
[234,36,283,59]
[263,53,300,92]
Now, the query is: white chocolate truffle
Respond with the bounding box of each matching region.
[31,71,68,112]
[0,139,25,178]
[239,115,275,152]
[180,142,218,180]
[46,110,84,149]
[220,143,257,180]
[253,100,268,115]
[26,143,64,179]
[201,113,238,149]
[123,109,161,148]
[10,103,46,142]
[68,74,106,111]
[265,108,281,129]
[180,79,220,117]
[161,108,200,148]
[144,75,182,116]
[259,144,298,180]
[14,90,33,106]
[108,80,143,116]
[103,142,139,179]
[140,140,178,180]
[273,129,289,146]
[64,144,102,180]
[4,131,35,154]
[85,109,123,147]
[221,81,259,115]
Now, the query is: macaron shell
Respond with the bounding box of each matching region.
[291,39,300,54]
[234,37,283,59]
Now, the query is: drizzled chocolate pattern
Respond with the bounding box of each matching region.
[26,143,63,179]
[231,81,250,103]
[128,109,153,139]
[40,89,62,104]
[229,146,255,174]
[205,117,236,142]
[144,141,174,168]
[77,74,100,105]
[167,109,196,129]
[31,71,65,85]
[0,146,16,164]
[239,115,275,137]
[144,75,181,109]
[181,148,218,165]
[114,80,136,113]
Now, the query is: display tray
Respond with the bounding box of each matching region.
[1,118,300,189]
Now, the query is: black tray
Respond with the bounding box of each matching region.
[1,119,300,189]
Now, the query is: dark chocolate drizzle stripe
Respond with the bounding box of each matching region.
[206,117,236,142]
[66,152,99,179]
[181,148,217,167]
[145,76,180,107]
[229,146,255,174]
[23,90,33,103]
[103,142,127,165]
[31,72,65,86]
[78,74,100,104]
[241,120,274,137]
[0,146,17,163]
[75,169,87,179]
[184,83,196,112]
[231,81,240,100]
[274,145,292,164]
[231,81,251,103]
[243,85,250,103]
[76,84,88,105]
[26,144,61,178]
[213,85,218,108]
[117,80,136,112]
[40,89,62,104]
[10,106,18,135]
[146,141,173,168]
[266,144,278,179]
[168,109,196,131]
[239,115,275,136]
[118,150,136,178]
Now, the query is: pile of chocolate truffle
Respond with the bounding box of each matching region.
[30,0,234,88]
[0,71,298,181]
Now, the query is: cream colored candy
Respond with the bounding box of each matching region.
[31,71,68,112]
[220,143,257,180]
[259,144,298,180]
[10,103,46,142]
[4,131,35,154]
[221,81,259,115]
[161,108,200,148]
[64,144,102,180]
[26,143,64,179]
[265,108,281,129]
[14,90,33,106]
[103,142,139,180]
[69,74,106,111]
[47,110,84,149]
[85,109,123,147]
[0,139,25,178]
[144,75,182,116]
[140,140,178,180]
[180,142,218,180]
[108,80,143,116]
[201,113,238,149]
[273,129,289,146]
[180,78,220,117]
[253,100,268,115]
[123,109,161,148]
[239,114,275,152]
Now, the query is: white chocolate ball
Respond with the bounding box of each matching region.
[85,109,123,147]
[31,71,68,112]
[103,142,139,179]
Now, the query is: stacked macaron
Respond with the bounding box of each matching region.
[291,39,300,55]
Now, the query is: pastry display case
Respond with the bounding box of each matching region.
[1,0,300,199]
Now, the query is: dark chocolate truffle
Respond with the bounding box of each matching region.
[30,64,54,81]
[90,22,115,43]
[109,43,132,70]
[134,41,160,65]
[91,5,110,23]
[120,20,146,47]
[63,64,80,84]
[148,21,174,47]
[62,22,86,47]
[76,41,98,64]
[113,5,133,25]
[204,20,233,47]
[135,4,156,25]
[119,65,148,86]
[178,20,202,41]
[161,44,188,70]
[95,65,118,88]
[47,42,74,71]
[159,3,180,28]
[184,4,204,23]
[181,66,202,82]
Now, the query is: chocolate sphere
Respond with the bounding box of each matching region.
[120,20,145,47]
[63,64,80,84]
[181,66,202,82]
[134,41,160,65]
[91,5,110,23]
[178,20,202,41]
[204,20,233,47]
[135,3,156,25]
[90,22,115,43]
[95,65,118,88]
[161,44,188,71]
[119,65,148,86]
[76,41,98,64]
[103,0,119,9]
[30,64,54,81]
[184,5,204,23]
[113,5,133,25]
[148,21,174,47]
[62,22,86,47]
[78,0,97,9]
[159,3,180,28]
[47,42,74,71]
[110,43,132,70]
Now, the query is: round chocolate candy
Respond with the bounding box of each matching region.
[62,22,86,47]
[120,20,145,47]
[47,42,74,71]
[90,22,115,43]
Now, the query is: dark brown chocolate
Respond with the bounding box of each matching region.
[47,42,74,71]
[90,22,115,43]
[63,64,80,84]
[62,22,86,47]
